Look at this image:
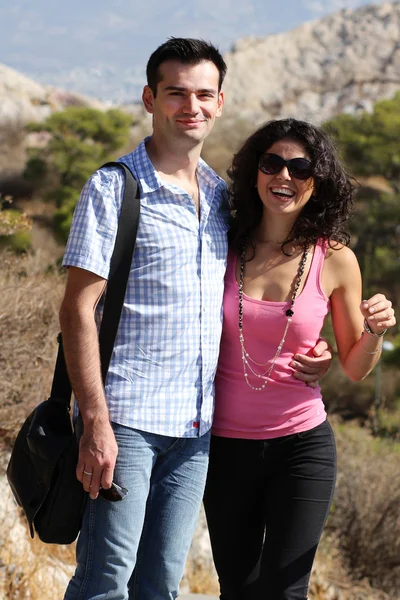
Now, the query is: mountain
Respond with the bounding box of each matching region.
[0,0,387,103]
[1,1,400,179]
[222,1,400,124]
[0,64,104,128]
[0,64,104,176]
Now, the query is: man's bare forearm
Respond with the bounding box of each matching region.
[59,269,118,497]
[59,303,109,426]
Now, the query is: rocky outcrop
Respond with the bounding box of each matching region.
[0,64,104,176]
[0,64,104,129]
[222,2,400,125]
[2,2,400,179]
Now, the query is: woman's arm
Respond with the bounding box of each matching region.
[326,246,396,381]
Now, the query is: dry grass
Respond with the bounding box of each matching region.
[0,245,65,439]
[1,248,399,599]
[183,561,219,595]
[311,532,394,600]
[327,420,400,599]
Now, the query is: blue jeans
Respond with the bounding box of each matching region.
[64,423,210,600]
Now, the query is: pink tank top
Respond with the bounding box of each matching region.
[212,242,330,439]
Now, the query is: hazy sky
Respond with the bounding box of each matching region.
[0,0,390,99]
[0,0,388,71]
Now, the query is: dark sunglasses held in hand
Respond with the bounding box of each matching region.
[258,153,313,180]
[98,482,128,502]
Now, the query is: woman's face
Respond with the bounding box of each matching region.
[256,137,315,220]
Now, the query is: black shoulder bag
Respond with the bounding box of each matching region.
[6,162,140,544]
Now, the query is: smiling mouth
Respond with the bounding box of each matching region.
[176,119,206,125]
[270,187,296,199]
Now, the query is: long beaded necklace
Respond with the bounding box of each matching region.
[238,243,309,391]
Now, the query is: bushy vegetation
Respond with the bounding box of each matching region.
[324,92,400,187]
[23,106,133,241]
[330,422,400,598]
[321,95,400,427]
[0,200,33,252]
[324,93,400,304]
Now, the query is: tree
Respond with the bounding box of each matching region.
[323,95,400,423]
[325,91,400,191]
[24,106,132,241]
[324,94,400,307]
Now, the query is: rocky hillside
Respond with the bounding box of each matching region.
[0,63,105,129]
[1,2,400,179]
[222,1,400,124]
[0,64,105,177]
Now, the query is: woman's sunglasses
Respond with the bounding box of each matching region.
[258,153,313,180]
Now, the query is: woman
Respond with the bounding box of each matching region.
[204,118,396,600]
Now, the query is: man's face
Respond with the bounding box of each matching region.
[142,60,224,148]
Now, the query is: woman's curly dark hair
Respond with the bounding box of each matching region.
[228,118,356,254]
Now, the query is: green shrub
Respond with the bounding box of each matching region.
[24,106,133,241]
[0,230,32,254]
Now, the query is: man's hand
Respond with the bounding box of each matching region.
[290,338,333,389]
[76,420,118,500]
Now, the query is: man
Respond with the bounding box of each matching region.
[60,38,330,599]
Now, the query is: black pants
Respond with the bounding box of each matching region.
[204,420,337,600]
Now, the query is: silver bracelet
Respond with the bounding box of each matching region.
[360,331,382,355]
[363,319,387,338]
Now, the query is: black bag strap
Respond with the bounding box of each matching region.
[98,162,140,380]
[50,161,140,404]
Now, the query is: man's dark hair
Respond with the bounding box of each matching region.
[146,37,227,96]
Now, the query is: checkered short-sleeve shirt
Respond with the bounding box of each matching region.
[63,139,230,437]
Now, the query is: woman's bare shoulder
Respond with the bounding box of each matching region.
[325,242,358,267]
[322,242,361,296]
